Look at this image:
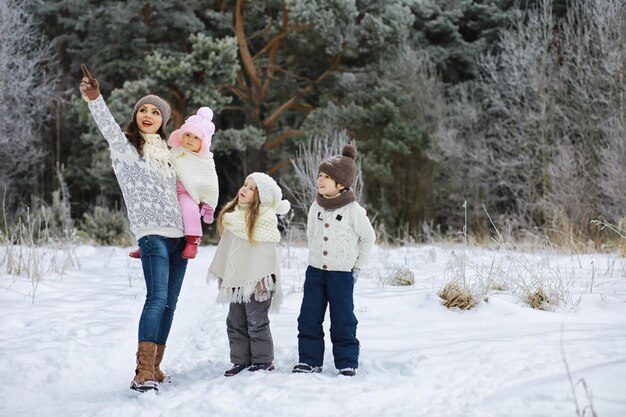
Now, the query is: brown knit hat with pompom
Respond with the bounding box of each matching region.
[318,144,357,188]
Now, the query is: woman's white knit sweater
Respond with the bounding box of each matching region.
[87,96,183,240]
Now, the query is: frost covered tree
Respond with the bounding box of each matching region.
[0,0,57,210]
[556,0,626,230]
[432,0,626,242]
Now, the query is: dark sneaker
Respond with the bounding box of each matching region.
[248,362,275,372]
[291,363,322,374]
[338,368,356,377]
[224,363,250,377]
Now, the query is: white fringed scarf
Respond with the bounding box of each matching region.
[208,204,283,311]
[142,133,174,179]
[222,203,282,243]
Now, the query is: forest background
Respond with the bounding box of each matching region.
[1,0,624,248]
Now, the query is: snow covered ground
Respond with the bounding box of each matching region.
[1,243,625,417]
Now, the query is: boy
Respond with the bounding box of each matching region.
[293,144,376,376]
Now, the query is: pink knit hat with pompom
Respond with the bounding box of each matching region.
[167,107,215,156]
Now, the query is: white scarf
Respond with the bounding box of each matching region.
[208,203,284,311]
[142,133,174,179]
[222,203,282,243]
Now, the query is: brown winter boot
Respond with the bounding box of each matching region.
[130,341,158,392]
[154,343,167,383]
[181,235,201,259]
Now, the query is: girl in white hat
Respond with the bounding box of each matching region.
[208,172,290,376]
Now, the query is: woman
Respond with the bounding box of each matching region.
[80,64,188,392]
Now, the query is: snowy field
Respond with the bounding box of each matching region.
[1,242,625,417]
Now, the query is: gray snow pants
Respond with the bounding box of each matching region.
[227,295,274,365]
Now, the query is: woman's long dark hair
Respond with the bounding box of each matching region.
[124,119,168,156]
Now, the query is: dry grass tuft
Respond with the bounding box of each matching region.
[376,263,416,287]
[439,282,477,310]
[526,287,555,310]
[390,269,415,286]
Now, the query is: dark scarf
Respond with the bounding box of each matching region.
[316,189,356,210]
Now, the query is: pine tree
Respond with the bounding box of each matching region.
[0,0,58,211]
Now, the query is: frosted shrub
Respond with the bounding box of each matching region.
[515,275,568,312]
[81,206,132,246]
[438,253,487,311]
[376,262,415,287]
[0,203,79,304]
[284,131,362,217]
[389,268,415,286]
[37,190,75,242]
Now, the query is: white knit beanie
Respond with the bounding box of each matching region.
[247,172,291,215]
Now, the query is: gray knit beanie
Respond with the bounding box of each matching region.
[318,144,357,189]
[132,95,171,126]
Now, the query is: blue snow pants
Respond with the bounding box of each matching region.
[297,265,359,370]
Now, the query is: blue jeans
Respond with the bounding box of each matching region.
[297,266,359,369]
[137,235,188,344]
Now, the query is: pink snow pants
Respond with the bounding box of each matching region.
[177,180,202,236]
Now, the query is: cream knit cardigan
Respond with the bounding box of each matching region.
[307,200,376,272]
[208,204,283,311]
